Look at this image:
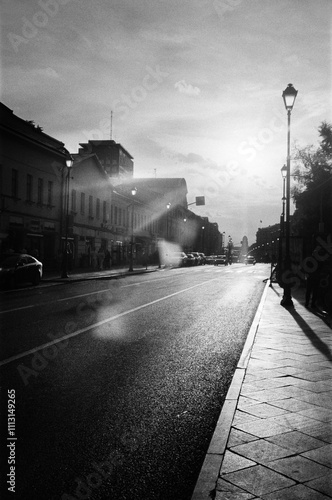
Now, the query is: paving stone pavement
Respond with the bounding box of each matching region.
[192,282,332,500]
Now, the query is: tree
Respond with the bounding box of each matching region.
[291,121,332,239]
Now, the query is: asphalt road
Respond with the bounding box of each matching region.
[0,263,269,500]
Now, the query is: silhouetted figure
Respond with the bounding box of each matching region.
[305,265,321,308]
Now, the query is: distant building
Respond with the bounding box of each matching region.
[78,140,134,179]
[69,153,113,267]
[255,224,280,262]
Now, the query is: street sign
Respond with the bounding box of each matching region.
[195,196,205,206]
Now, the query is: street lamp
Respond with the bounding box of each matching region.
[166,202,171,239]
[277,165,287,285]
[281,83,298,307]
[281,164,287,233]
[128,187,137,272]
[201,226,205,253]
[61,155,74,278]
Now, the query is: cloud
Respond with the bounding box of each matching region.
[175,80,201,97]
[35,67,60,79]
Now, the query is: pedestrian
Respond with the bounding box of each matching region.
[97,246,105,270]
[91,247,98,269]
[104,249,111,269]
[305,262,321,308]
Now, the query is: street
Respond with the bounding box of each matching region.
[0,263,269,500]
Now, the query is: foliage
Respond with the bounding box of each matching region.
[26,120,43,132]
[291,122,332,238]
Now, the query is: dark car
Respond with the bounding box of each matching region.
[0,253,43,289]
[245,255,256,265]
[214,255,228,266]
[190,252,202,265]
[198,253,206,264]
[186,253,196,266]
[205,255,215,264]
[167,251,188,267]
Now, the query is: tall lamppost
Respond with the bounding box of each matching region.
[278,165,287,284]
[128,187,137,272]
[166,202,171,239]
[61,155,74,278]
[281,164,287,230]
[183,217,187,252]
[280,83,298,307]
[201,226,205,253]
[228,235,233,264]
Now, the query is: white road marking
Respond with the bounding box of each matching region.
[0,276,179,314]
[0,277,219,367]
[0,304,35,314]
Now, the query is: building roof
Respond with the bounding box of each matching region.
[133,178,188,194]
[71,152,111,180]
[79,140,134,160]
[0,102,66,156]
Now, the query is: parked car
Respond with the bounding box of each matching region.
[198,253,206,264]
[167,251,188,267]
[245,255,256,265]
[0,253,43,289]
[191,252,203,265]
[186,253,196,266]
[205,255,217,264]
[214,255,228,266]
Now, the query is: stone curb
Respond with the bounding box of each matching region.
[191,280,270,499]
[41,268,159,283]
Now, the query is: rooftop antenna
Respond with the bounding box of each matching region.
[110,110,113,140]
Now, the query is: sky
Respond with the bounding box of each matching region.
[1,0,331,245]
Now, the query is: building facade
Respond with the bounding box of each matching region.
[0,102,68,268]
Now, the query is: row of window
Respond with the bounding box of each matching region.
[8,169,160,233]
[11,169,54,206]
[71,190,107,221]
[71,189,159,232]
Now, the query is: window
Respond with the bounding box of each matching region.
[110,205,114,224]
[12,169,18,198]
[103,201,107,221]
[47,181,53,206]
[37,178,43,205]
[89,195,93,217]
[96,198,100,219]
[26,174,33,202]
[80,192,85,214]
[114,206,118,225]
[71,189,77,212]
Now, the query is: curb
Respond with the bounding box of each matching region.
[191,280,270,500]
[41,268,159,283]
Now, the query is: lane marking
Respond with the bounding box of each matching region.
[0,304,35,314]
[0,275,183,314]
[0,277,219,367]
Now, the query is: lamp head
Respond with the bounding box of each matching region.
[66,156,74,168]
[131,187,137,196]
[281,164,287,178]
[282,83,298,111]
[167,202,171,210]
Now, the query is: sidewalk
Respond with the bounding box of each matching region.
[192,282,332,500]
[42,265,160,283]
